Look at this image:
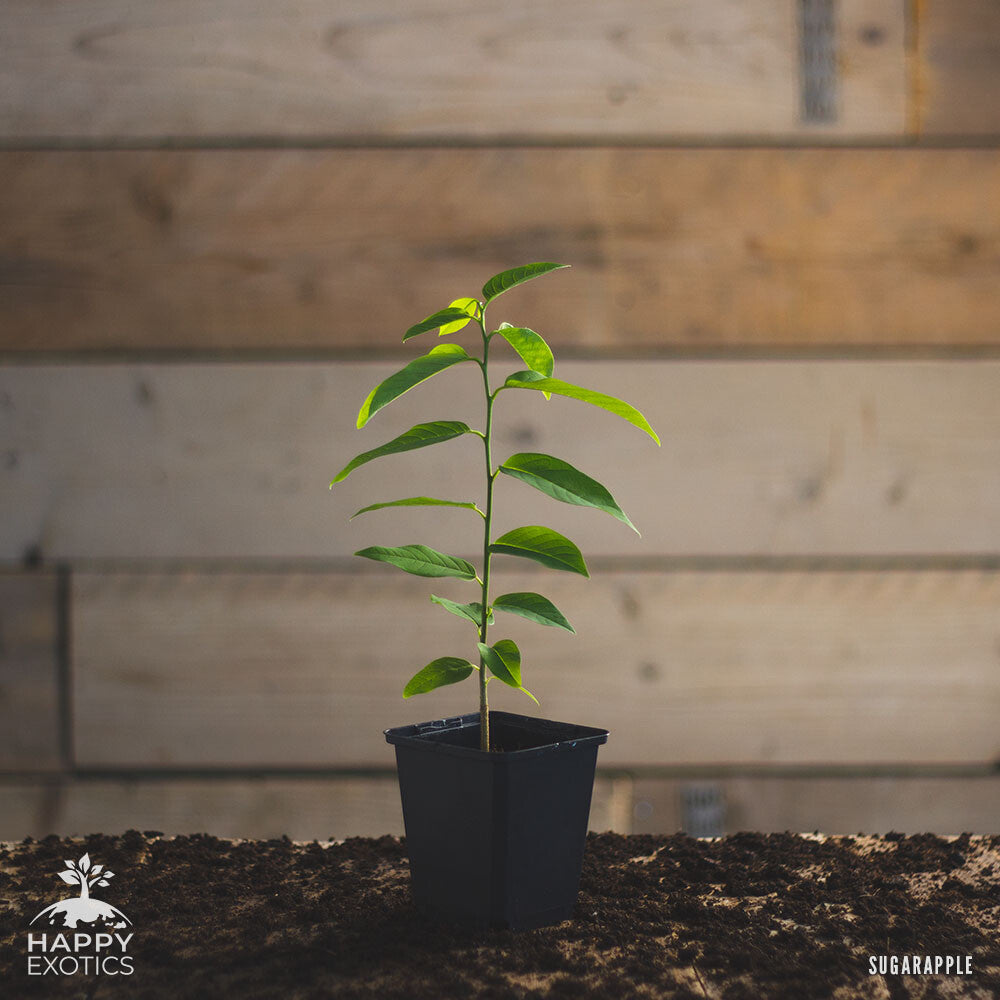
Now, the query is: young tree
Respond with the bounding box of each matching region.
[58,854,114,900]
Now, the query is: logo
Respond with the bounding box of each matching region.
[868,954,973,977]
[26,854,134,977]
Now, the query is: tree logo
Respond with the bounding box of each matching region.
[27,854,134,977]
[31,854,130,930]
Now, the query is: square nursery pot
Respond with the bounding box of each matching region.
[384,710,608,930]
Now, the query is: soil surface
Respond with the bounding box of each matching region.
[2,830,999,999]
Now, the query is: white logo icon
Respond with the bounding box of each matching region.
[30,854,130,930]
[27,854,134,976]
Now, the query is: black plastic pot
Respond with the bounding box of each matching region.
[384,710,608,930]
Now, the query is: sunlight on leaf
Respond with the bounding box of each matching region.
[481,262,569,305]
[439,297,480,336]
[403,306,479,342]
[502,371,660,444]
[357,344,472,427]
[492,323,554,380]
[331,421,473,484]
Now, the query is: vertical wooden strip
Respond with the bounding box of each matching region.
[919,0,1000,136]
[0,572,60,771]
[799,0,838,123]
[906,0,925,137]
[57,565,72,767]
[605,775,635,834]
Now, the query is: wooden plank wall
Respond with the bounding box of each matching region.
[2,0,1000,841]
[3,149,1000,352]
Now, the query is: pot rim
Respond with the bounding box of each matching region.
[385,710,608,761]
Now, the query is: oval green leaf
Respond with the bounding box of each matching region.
[492,592,575,633]
[403,657,475,698]
[492,323,554,379]
[357,344,472,427]
[478,639,520,685]
[502,371,660,445]
[477,640,538,704]
[431,595,494,627]
[499,452,638,534]
[331,421,473,484]
[489,525,588,577]
[355,544,477,579]
[351,496,483,519]
[439,297,480,336]
[403,306,478,342]
[481,262,569,305]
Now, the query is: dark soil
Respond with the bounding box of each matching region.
[2,830,999,998]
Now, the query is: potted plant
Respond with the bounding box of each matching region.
[331,262,659,929]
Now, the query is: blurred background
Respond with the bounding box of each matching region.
[1,0,999,841]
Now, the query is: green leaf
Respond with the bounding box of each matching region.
[477,640,539,705]
[403,306,478,342]
[355,544,477,579]
[492,323,554,380]
[357,344,473,427]
[331,421,473,484]
[492,592,575,633]
[430,595,494,627]
[490,525,589,577]
[499,452,638,534]
[439,298,480,336]
[502,371,660,445]
[481,262,569,305]
[477,639,520,685]
[351,496,482,519]
[403,657,475,697]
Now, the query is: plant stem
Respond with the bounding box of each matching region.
[478,309,494,752]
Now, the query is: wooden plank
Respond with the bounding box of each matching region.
[4,360,1000,560]
[15,773,1000,841]
[631,776,1000,835]
[0,783,52,839]
[0,572,61,770]
[0,774,625,840]
[72,570,1000,768]
[0,0,905,142]
[2,148,999,353]
[0,777,400,841]
[919,0,1000,137]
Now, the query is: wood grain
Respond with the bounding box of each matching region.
[630,775,1000,835]
[4,360,1000,560]
[0,774,627,841]
[71,570,1000,769]
[3,773,995,840]
[0,778,400,841]
[919,0,1000,136]
[2,148,999,352]
[0,0,904,141]
[0,573,61,771]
